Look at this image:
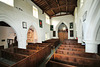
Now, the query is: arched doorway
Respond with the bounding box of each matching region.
[0,21,18,48]
[27,25,38,45]
[58,23,68,43]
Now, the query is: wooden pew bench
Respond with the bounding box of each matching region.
[58,47,85,52]
[27,43,51,57]
[62,42,81,45]
[42,39,60,48]
[27,43,51,67]
[0,45,4,49]
[0,45,4,57]
[0,42,51,67]
[60,44,85,48]
[46,60,77,67]
[27,45,44,50]
[0,50,28,67]
[56,49,97,58]
[51,53,100,67]
[3,47,37,56]
[28,43,51,47]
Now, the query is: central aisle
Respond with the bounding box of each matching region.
[39,44,61,67]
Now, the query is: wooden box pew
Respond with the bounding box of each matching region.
[63,41,77,44]
[3,47,37,56]
[27,44,51,66]
[64,39,78,42]
[26,45,45,65]
[63,39,77,42]
[58,47,85,52]
[34,43,49,47]
[0,45,4,57]
[0,62,9,67]
[36,45,51,66]
[35,43,51,58]
[42,39,60,48]
[62,40,78,44]
[46,60,77,67]
[62,42,81,45]
[0,45,4,49]
[1,49,43,67]
[0,50,28,67]
[27,43,51,56]
[27,44,51,57]
[28,43,51,47]
[26,45,44,50]
[14,48,37,56]
[51,53,100,67]
[26,52,38,67]
[56,49,97,58]
[60,44,85,48]
[34,44,51,64]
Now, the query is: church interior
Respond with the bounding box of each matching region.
[0,0,100,67]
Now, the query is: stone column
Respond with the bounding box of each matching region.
[85,43,98,53]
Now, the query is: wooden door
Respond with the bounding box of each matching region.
[58,30,68,43]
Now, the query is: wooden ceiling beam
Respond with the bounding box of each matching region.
[54,11,72,15]
[31,0,43,10]
[51,13,72,17]
[43,0,55,15]
[45,4,76,12]
[66,0,68,14]
[55,0,61,14]
[32,0,77,17]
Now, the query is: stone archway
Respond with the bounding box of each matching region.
[0,21,18,48]
[84,1,100,53]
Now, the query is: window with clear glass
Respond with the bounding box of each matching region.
[33,6,38,18]
[0,0,14,6]
[46,15,50,24]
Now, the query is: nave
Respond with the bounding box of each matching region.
[0,39,100,67]
[0,0,100,67]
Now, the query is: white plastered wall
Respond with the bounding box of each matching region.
[0,0,51,49]
[51,15,75,39]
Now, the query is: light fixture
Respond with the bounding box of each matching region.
[63,27,66,31]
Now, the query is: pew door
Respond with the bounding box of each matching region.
[58,30,68,43]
